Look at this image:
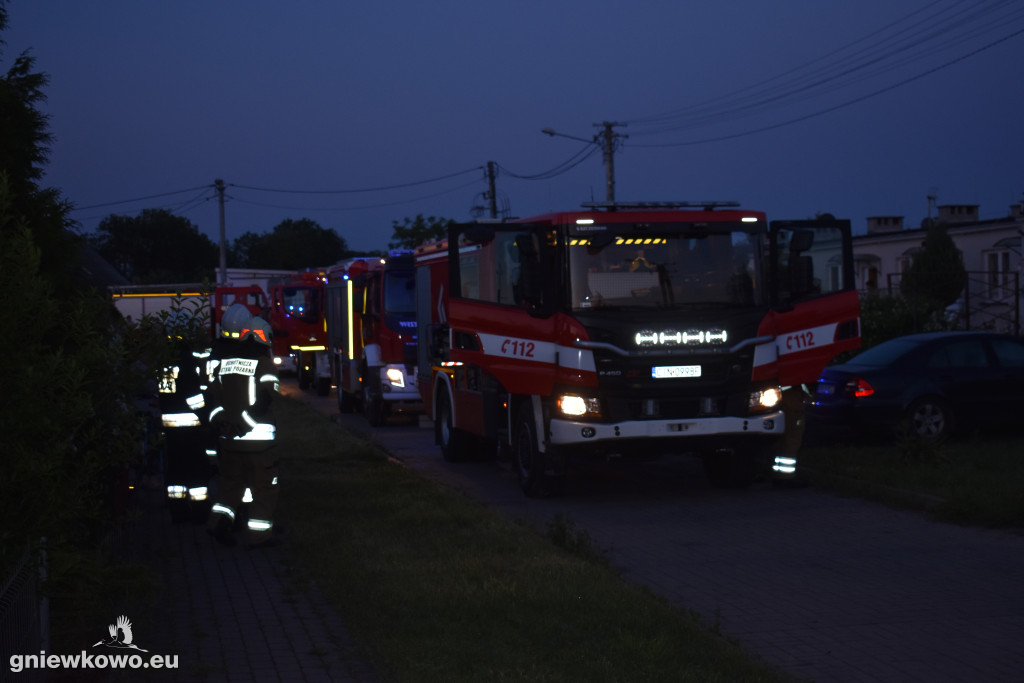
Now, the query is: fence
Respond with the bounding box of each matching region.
[0,546,46,683]
[882,270,1021,335]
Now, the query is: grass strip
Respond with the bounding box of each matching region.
[800,431,1024,529]
[274,396,797,683]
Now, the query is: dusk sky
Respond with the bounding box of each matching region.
[7,1,1024,257]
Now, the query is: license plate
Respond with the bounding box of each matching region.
[652,365,701,379]
[816,383,835,396]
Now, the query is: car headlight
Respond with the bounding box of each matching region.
[749,387,782,411]
[558,394,602,418]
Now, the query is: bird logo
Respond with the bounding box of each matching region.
[92,615,149,652]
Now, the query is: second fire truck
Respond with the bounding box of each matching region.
[324,252,420,425]
[415,202,861,496]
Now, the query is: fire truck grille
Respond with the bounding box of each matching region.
[609,394,747,421]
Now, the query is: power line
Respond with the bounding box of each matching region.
[227,178,483,212]
[229,167,483,194]
[71,184,213,211]
[625,0,1024,143]
[629,20,1024,148]
[498,144,601,181]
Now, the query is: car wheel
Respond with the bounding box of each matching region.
[904,397,952,440]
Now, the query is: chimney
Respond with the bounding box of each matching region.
[866,216,904,234]
[936,204,979,224]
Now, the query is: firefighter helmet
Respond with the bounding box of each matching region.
[220,303,251,339]
[242,316,273,346]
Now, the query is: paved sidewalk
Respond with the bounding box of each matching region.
[113,488,377,682]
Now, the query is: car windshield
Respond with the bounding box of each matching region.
[848,339,919,367]
[568,230,760,310]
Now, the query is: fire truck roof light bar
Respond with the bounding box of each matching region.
[580,201,741,211]
[575,335,774,357]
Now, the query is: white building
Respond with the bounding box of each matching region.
[850,202,1024,334]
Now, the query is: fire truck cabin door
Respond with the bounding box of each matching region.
[769,218,861,386]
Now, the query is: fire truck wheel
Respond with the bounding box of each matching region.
[702,446,759,489]
[514,406,560,498]
[363,385,386,427]
[437,390,470,462]
[338,388,356,413]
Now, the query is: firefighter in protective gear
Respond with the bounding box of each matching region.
[205,314,281,547]
[200,302,256,470]
[159,309,215,522]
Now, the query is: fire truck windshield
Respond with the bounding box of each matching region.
[384,271,415,315]
[282,286,319,323]
[567,229,761,310]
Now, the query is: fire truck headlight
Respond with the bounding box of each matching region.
[385,367,405,388]
[557,394,602,418]
[749,387,782,411]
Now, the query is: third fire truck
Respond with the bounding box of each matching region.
[324,252,420,425]
[414,202,861,496]
[268,269,329,393]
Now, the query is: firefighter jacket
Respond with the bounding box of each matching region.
[205,339,279,452]
[159,340,209,429]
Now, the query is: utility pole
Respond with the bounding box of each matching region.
[542,121,627,203]
[215,179,226,284]
[486,161,498,219]
[594,121,627,203]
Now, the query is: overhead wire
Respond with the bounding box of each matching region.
[626,0,1024,143]
[227,178,483,212]
[229,166,482,194]
[629,22,1024,148]
[498,143,601,181]
[70,184,213,211]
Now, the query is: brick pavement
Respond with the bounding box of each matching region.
[112,488,377,682]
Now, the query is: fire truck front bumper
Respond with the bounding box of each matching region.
[549,411,785,450]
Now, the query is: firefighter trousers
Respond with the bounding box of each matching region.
[207,444,279,546]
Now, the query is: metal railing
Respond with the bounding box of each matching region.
[879,270,1021,335]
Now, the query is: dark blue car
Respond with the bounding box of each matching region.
[806,331,1024,439]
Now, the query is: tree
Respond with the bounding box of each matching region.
[230,218,350,269]
[899,222,967,326]
[1,2,145,586]
[89,208,218,283]
[0,13,49,201]
[389,214,454,250]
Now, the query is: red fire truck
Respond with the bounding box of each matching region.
[414,202,860,496]
[268,269,330,394]
[324,252,420,425]
[212,285,268,335]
